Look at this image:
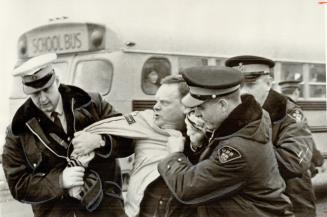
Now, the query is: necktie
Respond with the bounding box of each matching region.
[51,111,64,130]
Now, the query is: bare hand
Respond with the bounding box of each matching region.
[61,166,85,189]
[185,118,206,149]
[72,131,103,156]
[70,151,95,167]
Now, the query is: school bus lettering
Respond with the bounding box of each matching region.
[31,32,82,54]
[75,33,82,49]
[51,35,65,51]
[23,23,90,57]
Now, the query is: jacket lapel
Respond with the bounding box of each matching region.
[26,118,68,160]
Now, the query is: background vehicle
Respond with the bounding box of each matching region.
[11,18,326,177]
[2,2,326,214]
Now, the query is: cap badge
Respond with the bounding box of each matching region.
[31,75,38,80]
[238,62,245,72]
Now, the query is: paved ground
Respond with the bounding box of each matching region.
[2,185,327,217]
[2,164,327,217]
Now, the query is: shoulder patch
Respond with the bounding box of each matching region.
[124,114,136,125]
[288,108,304,124]
[217,146,242,163]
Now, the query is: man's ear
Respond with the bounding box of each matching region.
[293,88,300,100]
[55,75,60,86]
[261,75,272,92]
[217,98,228,113]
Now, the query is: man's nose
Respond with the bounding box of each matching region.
[153,102,160,111]
[183,107,192,115]
[39,91,47,102]
[193,108,202,117]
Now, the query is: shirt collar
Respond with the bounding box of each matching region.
[55,96,64,116]
[45,96,64,118]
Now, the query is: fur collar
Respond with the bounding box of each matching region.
[262,89,287,122]
[11,84,91,135]
[213,94,262,138]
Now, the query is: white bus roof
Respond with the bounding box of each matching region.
[17,0,325,63]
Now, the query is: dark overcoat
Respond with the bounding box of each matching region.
[158,95,293,217]
[2,84,130,217]
[263,89,316,217]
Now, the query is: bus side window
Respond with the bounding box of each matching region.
[178,56,208,71]
[73,60,113,95]
[280,62,326,100]
[281,62,304,98]
[142,58,171,95]
[308,64,326,99]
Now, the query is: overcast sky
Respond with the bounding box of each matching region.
[0,0,325,145]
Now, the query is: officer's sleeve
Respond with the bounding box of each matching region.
[158,145,247,205]
[94,134,135,158]
[274,108,313,179]
[90,92,120,119]
[89,92,134,158]
[311,142,323,167]
[2,126,64,203]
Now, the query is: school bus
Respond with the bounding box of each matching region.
[8,17,327,190]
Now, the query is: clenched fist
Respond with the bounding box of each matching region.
[185,114,206,151]
[72,131,104,156]
[61,166,85,189]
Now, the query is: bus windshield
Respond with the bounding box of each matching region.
[73,59,113,95]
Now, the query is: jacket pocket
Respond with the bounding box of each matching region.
[21,135,43,172]
[103,181,123,200]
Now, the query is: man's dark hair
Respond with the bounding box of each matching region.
[160,75,189,98]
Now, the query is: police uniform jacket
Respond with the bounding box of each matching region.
[158,95,293,217]
[263,89,316,216]
[2,84,130,217]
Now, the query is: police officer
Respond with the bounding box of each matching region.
[2,53,131,217]
[158,66,293,217]
[279,80,302,101]
[279,80,324,178]
[225,55,315,217]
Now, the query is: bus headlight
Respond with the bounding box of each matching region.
[91,30,104,48]
[17,36,27,58]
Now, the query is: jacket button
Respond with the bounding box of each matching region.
[167,165,171,170]
[67,137,71,141]
[159,200,163,205]
[33,163,37,167]
[177,158,182,162]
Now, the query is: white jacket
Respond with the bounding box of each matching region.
[84,110,179,217]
